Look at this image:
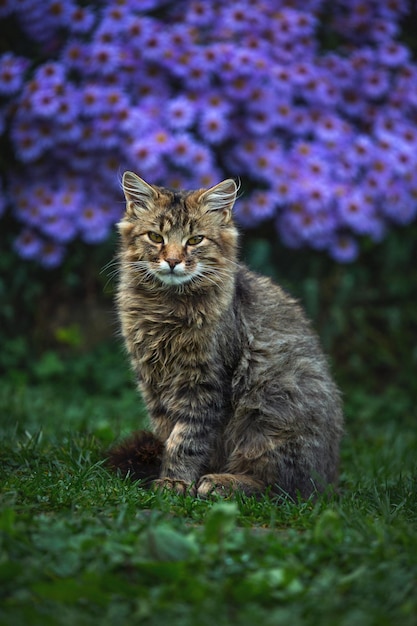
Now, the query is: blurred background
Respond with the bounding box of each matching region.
[0,0,416,427]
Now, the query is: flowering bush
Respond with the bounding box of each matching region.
[0,0,416,266]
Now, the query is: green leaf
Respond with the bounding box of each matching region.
[203,502,238,544]
[313,509,343,546]
[33,352,66,381]
[145,525,199,562]
[0,508,16,534]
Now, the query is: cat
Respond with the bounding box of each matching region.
[107,170,344,499]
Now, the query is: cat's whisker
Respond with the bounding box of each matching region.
[191,272,224,288]
[103,265,120,280]
[101,260,121,276]
[100,258,123,290]
[101,257,119,274]
[203,261,236,273]
[198,267,234,283]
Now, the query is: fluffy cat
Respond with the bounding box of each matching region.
[108,171,343,499]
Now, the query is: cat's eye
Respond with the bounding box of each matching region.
[148,231,164,244]
[187,235,204,246]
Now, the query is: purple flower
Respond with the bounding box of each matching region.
[361,67,390,100]
[192,168,223,190]
[39,240,65,268]
[100,4,131,36]
[390,142,416,177]
[44,0,74,28]
[340,87,367,119]
[281,203,334,249]
[183,53,211,90]
[313,111,350,143]
[16,0,71,46]
[224,72,254,102]
[80,84,105,117]
[164,171,188,191]
[347,135,376,167]
[378,41,409,68]
[274,99,294,129]
[337,189,378,236]
[55,119,82,144]
[246,103,277,136]
[30,87,59,117]
[128,138,159,174]
[163,21,194,52]
[190,144,214,173]
[56,185,83,217]
[199,90,232,118]
[272,175,296,206]
[89,42,122,76]
[92,114,118,148]
[41,215,77,243]
[198,109,229,144]
[0,53,28,95]
[383,182,417,226]
[299,177,332,213]
[77,204,109,243]
[376,0,408,20]
[14,229,43,260]
[271,64,294,97]
[34,61,66,87]
[141,27,168,63]
[185,1,215,27]
[398,122,417,151]
[221,3,255,34]
[249,190,277,222]
[368,152,393,190]
[11,117,46,162]
[121,106,158,141]
[148,128,175,156]
[329,235,359,263]
[276,212,303,250]
[54,85,81,123]
[252,147,286,185]
[166,96,196,130]
[370,18,398,44]
[68,5,95,34]
[102,87,129,114]
[62,40,89,72]
[170,133,199,168]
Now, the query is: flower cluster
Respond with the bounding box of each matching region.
[0,0,416,266]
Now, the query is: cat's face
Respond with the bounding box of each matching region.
[118,172,238,289]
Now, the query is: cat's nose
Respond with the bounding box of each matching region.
[166,258,181,270]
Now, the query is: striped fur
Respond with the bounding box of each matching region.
[115,172,344,499]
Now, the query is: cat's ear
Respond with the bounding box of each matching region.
[199,179,237,223]
[122,171,157,214]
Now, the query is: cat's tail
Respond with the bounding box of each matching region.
[105,430,164,484]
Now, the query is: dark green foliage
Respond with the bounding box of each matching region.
[0,382,416,626]
[242,223,417,398]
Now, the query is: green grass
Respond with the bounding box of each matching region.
[1,356,417,626]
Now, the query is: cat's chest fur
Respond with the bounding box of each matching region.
[118,277,236,383]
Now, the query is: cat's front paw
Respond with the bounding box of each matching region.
[153,478,194,496]
[196,474,236,498]
[197,473,264,498]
